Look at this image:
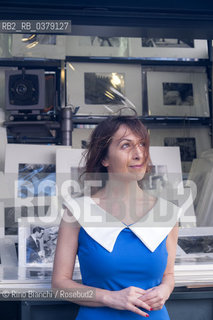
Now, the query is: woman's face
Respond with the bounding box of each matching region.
[102,124,148,182]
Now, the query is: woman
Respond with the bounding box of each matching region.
[52,115,180,319]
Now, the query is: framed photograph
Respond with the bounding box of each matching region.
[66,62,142,116]
[4,144,65,201]
[56,148,85,209]
[129,38,208,59]
[66,36,129,57]
[18,217,59,267]
[0,202,51,241]
[11,34,66,59]
[149,127,211,173]
[177,227,213,260]
[144,67,209,117]
[139,146,183,201]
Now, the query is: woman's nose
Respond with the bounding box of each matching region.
[132,144,143,159]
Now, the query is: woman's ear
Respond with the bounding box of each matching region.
[102,158,109,167]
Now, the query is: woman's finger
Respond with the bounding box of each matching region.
[135,298,152,311]
[140,291,156,302]
[127,303,150,318]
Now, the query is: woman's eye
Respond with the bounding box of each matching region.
[139,142,145,147]
[121,143,130,149]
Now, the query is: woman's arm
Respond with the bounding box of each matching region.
[52,208,106,307]
[52,208,151,317]
[140,223,179,310]
[160,222,179,296]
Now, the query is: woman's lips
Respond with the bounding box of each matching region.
[129,164,143,168]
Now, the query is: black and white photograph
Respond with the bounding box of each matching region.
[138,146,183,201]
[162,82,194,106]
[26,225,58,264]
[66,36,128,57]
[4,206,50,236]
[129,38,208,59]
[178,236,213,255]
[149,127,211,174]
[176,227,213,261]
[148,146,183,201]
[84,72,125,105]
[18,217,59,267]
[18,163,56,198]
[164,137,197,162]
[4,144,62,201]
[139,165,169,192]
[145,68,209,117]
[141,38,194,48]
[79,36,125,47]
[67,63,142,116]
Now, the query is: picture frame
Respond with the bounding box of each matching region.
[0,202,52,241]
[66,62,142,116]
[66,35,129,57]
[149,126,211,173]
[144,67,209,117]
[140,146,183,201]
[4,144,65,202]
[18,217,59,268]
[129,38,208,59]
[177,227,213,260]
[11,34,66,59]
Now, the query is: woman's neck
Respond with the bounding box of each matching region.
[99,179,143,201]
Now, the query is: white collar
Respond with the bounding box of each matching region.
[63,195,182,253]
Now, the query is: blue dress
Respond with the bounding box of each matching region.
[73,197,171,320]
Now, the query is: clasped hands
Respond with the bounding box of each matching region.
[105,284,170,318]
